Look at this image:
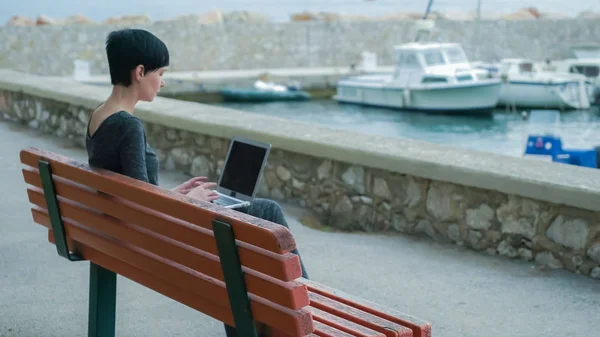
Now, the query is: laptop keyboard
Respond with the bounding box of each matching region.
[214,194,241,207]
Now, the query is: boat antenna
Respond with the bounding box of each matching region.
[415,0,435,42]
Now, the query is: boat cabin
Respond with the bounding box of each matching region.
[498,59,541,76]
[392,43,489,85]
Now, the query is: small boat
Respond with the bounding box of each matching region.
[522,110,598,168]
[547,58,600,106]
[496,58,592,110]
[220,80,311,102]
[523,134,598,169]
[333,42,503,115]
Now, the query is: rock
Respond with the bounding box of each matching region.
[28,120,39,129]
[361,196,373,205]
[307,185,320,201]
[499,8,539,20]
[468,230,483,248]
[391,214,411,232]
[104,15,152,25]
[351,196,361,203]
[77,110,89,124]
[354,204,373,231]
[317,160,333,180]
[466,204,495,230]
[535,252,563,269]
[64,15,92,25]
[405,178,423,208]
[271,188,285,201]
[486,248,497,256]
[258,181,269,197]
[291,11,318,21]
[571,255,584,268]
[404,177,427,208]
[498,240,518,258]
[210,138,223,151]
[426,182,464,222]
[165,129,178,141]
[216,160,225,176]
[170,148,191,167]
[13,102,24,119]
[373,178,391,199]
[416,220,446,242]
[223,11,270,23]
[7,16,35,26]
[587,242,600,263]
[342,166,365,194]
[178,130,193,140]
[333,196,354,215]
[36,15,58,26]
[292,178,305,190]
[194,135,206,147]
[403,207,420,222]
[448,224,461,242]
[276,166,292,181]
[381,202,391,211]
[486,230,503,244]
[415,220,434,237]
[154,149,167,164]
[578,10,600,19]
[497,196,538,239]
[546,216,589,250]
[264,170,281,189]
[591,267,600,279]
[190,156,212,177]
[518,248,533,261]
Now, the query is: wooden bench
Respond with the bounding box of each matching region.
[20,147,432,337]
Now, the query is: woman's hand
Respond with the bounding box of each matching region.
[186,182,220,202]
[171,176,208,195]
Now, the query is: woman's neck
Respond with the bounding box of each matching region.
[106,84,138,114]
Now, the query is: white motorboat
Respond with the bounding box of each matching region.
[548,58,600,105]
[497,59,591,111]
[334,43,503,114]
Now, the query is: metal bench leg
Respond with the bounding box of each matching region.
[88,263,117,337]
[214,219,259,337]
[38,160,82,261]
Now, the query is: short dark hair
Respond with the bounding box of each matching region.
[105,29,170,87]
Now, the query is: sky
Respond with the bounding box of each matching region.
[1,0,597,24]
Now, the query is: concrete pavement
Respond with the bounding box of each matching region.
[0,120,599,337]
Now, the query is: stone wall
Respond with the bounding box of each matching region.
[1,88,600,280]
[1,19,600,76]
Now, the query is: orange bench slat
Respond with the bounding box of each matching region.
[21,147,296,254]
[303,281,431,337]
[309,292,413,337]
[308,306,385,337]
[27,188,308,310]
[44,228,314,337]
[23,168,302,281]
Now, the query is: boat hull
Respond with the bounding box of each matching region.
[498,80,591,110]
[220,88,311,102]
[334,80,502,114]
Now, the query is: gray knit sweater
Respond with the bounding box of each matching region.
[86,111,159,185]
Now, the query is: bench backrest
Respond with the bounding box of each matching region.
[20,147,314,337]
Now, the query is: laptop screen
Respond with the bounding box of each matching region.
[219,140,268,196]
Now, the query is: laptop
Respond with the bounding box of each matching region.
[212,136,271,209]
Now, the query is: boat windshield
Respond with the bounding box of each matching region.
[519,62,534,73]
[396,52,421,68]
[445,47,468,64]
[423,50,446,66]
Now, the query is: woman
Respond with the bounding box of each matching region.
[86,29,309,332]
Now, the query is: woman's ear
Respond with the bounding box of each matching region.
[134,65,145,82]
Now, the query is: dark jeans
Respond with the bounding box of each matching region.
[224,198,309,337]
